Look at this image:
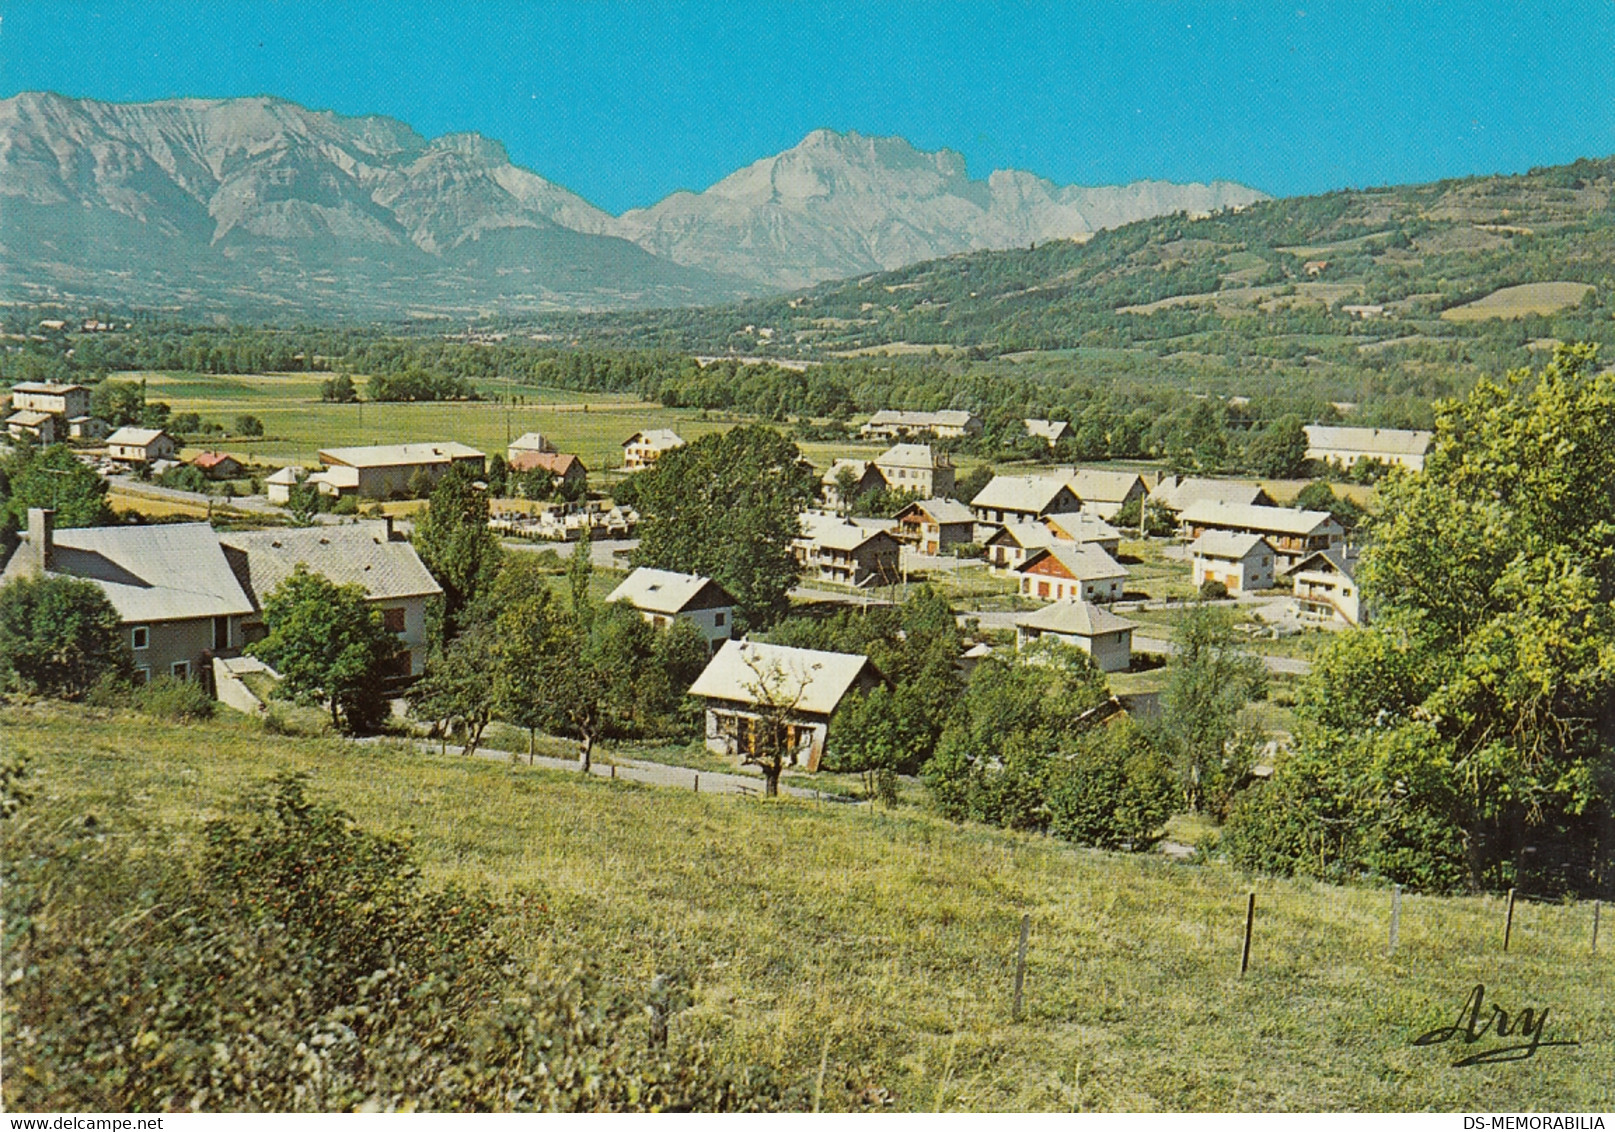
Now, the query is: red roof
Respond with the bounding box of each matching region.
[191,451,239,470]
[509,451,585,476]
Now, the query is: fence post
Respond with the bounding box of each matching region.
[693,773,699,793]
[1240,892,1256,976]
[1593,900,1601,954]
[1012,914,1030,1021]
[1503,888,1517,952]
[611,763,617,780]
[1388,884,1402,956]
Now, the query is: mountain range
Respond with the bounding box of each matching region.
[0,93,1266,317]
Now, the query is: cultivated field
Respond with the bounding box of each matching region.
[1440,282,1594,322]
[6,705,1608,1112]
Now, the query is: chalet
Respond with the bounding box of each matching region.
[1290,548,1363,627]
[1178,501,1345,571]
[1062,469,1148,521]
[7,381,91,419]
[2,509,254,686]
[860,409,982,439]
[1016,544,1129,604]
[1148,476,1274,518]
[606,567,735,652]
[106,426,178,464]
[316,442,486,499]
[873,443,954,499]
[506,431,556,460]
[264,465,305,504]
[893,498,976,556]
[508,450,587,494]
[622,429,685,470]
[969,474,1083,526]
[191,451,244,479]
[820,458,885,507]
[1015,599,1137,672]
[219,520,444,679]
[1041,512,1123,557]
[1024,419,1070,447]
[688,639,882,772]
[793,511,902,588]
[6,410,56,445]
[986,520,1062,574]
[1189,531,1276,594]
[1304,425,1432,472]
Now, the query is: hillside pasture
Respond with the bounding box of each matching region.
[4,705,1608,1112]
[1440,282,1594,322]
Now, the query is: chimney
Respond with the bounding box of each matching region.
[382,515,395,541]
[26,508,55,573]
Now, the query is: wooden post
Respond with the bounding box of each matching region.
[1592,900,1601,954]
[693,773,699,793]
[1388,884,1402,956]
[1012,914,1030,1021]
[1504,888,1517,952]
[1240,892,1256,976]
[611,763,617,780]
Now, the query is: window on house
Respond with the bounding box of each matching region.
[131,625,149,650]
[1038,581,1050,598]
[714,611,726,627]
[134,666,150,686]
[382,607,407,634]
[171,661,189,681]
[213,615,229,651]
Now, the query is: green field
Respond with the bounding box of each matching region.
[5,704,1609,1112]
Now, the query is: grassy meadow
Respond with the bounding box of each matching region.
[5,704,1609,1112]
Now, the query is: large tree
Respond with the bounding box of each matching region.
[0,444,116,531]
[631,426,817,630]
[0,575,130,699]
[248,566,401,733]
[413,465,503,636]
[1244,413,1310,478]
[1159,602,1266,816]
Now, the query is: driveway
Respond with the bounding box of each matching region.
[506,537,639,569]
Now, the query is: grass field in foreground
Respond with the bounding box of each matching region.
[3,704,1608,1112]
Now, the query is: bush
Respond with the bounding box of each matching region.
[1045,721,1176,851]
[1198,578,1229,601]
[135,674,215,722]
[0,575,132,699]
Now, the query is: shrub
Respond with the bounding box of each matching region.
[1045,721,1176,851]
[135,674,215,722]
[0,575,132,699]
[1198,578,1229,601]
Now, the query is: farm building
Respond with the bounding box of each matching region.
[1061,469,1148,521]
[622,429,685,470]
[793,511,902,588]
[219,520,444,679]
[859,409,983,440]
[688,639,882,772]
[1290,548,1363,626]
[106,426,178,464]
[67,417,110,441]
[1,509,254,687]
[1189,531,1277,593]
[316,442,486,499]
[606,566,735,653]
[1024,419,1070,447]
[7,381,91,419]
[1178,501,1345,572]
[1016,543,1129,603]
[1303,426,1432,472]
[1014,599,1137,673]
[893,498,976,556]
[969,474,1083,526]
[190,451,244,479]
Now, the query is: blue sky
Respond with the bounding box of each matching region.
[3,2,1613,214]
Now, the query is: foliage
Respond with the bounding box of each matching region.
[248,565,401,733]
[410,623,498,757]
[1045,720,1177,851]
[413,465,503,636]
[368,368,478,402]
[232,413,265,437]
[1244,413,1310,478]
[0,574,131,699]
[1113,494,1175,536]
[633,425,818,630]
[1158,603,1266,817]
[1293,480,1365,528]
[320,374,358,402]
[1,771,786,1112]
[1197,578,1229,601]
[134,674,216,722]
[157,462,210,494]
[0,443,116,530]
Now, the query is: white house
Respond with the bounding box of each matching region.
[969,474,1084,526]
[264,465,306,504]
[1189,531,1277,594]
[1014,599,1137,673]
[1290,548,1363,626]
[1024,419,1070,447]
[793,511,902,588]
[1304,425,1432,472]
[7,381,91,419]
[872,443,955,499]
[606,566,736,653]
[859,409,983,439]
[6,410,57,445]
[106,426,178,464]
[317,442,485,499]
[1016,543,1129,603]
[1178,501,1345,572]
[1061,469,1148,521]
[507,431,556,460]
[622,429,685,470]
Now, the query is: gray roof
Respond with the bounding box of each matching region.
[1020,543,1129,581]
[10,382,87,395]
[1150,477,1271,511]
[319,442,484,468]
[798,510,898,552]
[821,457,871,485]
[606,566,732,615]
[1180,500,1342,537]
[1304,425,1432,457]
[106,426,169,447]
[866,409,978,428]
[1024,419,1069,441]
[624,429,684,448]
[1016,599,1136,637]
[898,497,975,525]
[689,639,872,716]
[971,474,1079,514]
[219,521,443,606]
[1289,547,1358,580]
[15,522,255,622]
[1063,468,1146,503]
[874,442,942,470]
[7,410,53,426]
[1190,530,1273,561]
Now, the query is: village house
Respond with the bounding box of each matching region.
[106,426,178,464]
[820,458,886,508]
[218,520,444,679]
[1189,531,1277,594]
[508,450,587,495]
[988,513,1124,573]
[190,451,244,480]
[506,431,556,460]
[688,638,882,772]
[1290,548,1363,626]
[2,509,254,687]
[1042,512,1123,557]
[1303,425,1433,472]
[7,381,91,420]
[606,566,736,653]
[873,442,954,498]
[1016,543,1129,603]
[794,511,902,588]
[1061,469,1148,521]
[969,474,1084,526]
[264,465,305,504]
[892,497,976,555]
[1147,475,1274,518]
[68,417,110,441]
[859,409,983,440]
[1024,419,1070,447]
[316,442,486,499]
[622,429,685,470]
[1177,500,1346,571]
[6,410,56,445]
[1014,599,1137,673]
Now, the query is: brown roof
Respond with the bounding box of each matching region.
[191,451,239,470]
[509,451,585,476]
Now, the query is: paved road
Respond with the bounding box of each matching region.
[1132,635,1312,675]
[108,479,350,523]
[506,537,638,569]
